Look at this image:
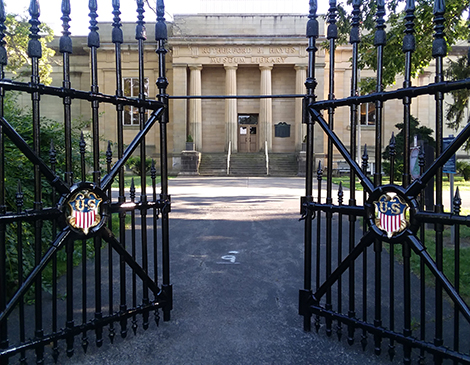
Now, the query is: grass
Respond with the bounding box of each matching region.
[331,176,365,191]
[331,174,470,192]
[329,174,470,301]
[111,174,164,190]
[390,224,470,303]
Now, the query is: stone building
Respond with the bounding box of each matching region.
[16,11,466,175]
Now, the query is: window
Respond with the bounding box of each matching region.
[360,102,376,125]
[238,114,259,125]
[124,77,150,126]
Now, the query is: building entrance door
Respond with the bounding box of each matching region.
[238,114,258,152]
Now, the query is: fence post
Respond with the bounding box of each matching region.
[156,0,172,322]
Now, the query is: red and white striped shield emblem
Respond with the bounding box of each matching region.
[374,193,408,238]
[67,191,102,235]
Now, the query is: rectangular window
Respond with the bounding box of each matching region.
[123,77,150,126]
[360,102,376,125]
[238,114,259,125]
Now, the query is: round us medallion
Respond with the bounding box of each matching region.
[60,183,109,236]
[366,185,418,243]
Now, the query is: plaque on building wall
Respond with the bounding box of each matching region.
[275,122,291,138]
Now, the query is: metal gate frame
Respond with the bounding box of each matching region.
[300,0,470,364]
[0,0,172,363]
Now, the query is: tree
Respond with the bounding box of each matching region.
[333,0,470,156]
[445,55,470,150]
[4,12,55,84]
[382,116,435,177]
[3,92,92,298]
[0,12,77,299]
[334,0,469,92]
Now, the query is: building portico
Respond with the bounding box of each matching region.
[169,14,324,154]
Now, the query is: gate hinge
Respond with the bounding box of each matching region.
[160,194,171,213]
[299,289,314,316]
[300,196,314,221]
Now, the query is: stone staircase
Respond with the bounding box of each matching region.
[198,152,299,177]
[268,153,298,176]
[229,153,267,176]
[198,153,227,176]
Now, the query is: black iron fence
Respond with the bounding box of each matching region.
[0,0,171,363]
[300,0,470,364]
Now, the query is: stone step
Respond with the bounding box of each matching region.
[198,152,299,176]
[229,153,267,176]
[199,153,227,176]
[268,153,298,176]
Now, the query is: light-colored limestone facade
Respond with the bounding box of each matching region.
[170,14,325,156]
[11,13,467,174]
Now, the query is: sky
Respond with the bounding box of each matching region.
[4,0,325,36]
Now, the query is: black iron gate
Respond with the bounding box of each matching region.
[0,0,171,363]
[300,0,470,364]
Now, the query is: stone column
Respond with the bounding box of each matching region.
[295,65,307,151]
[259,65,273,152]
[225,65,238,152]
[172,64,188,153]
[189,64,203,151]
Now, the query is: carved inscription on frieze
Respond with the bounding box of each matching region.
[200,46,299,64]
[210,57,287,64]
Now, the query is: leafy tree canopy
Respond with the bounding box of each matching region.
[333,0,469,92]
[445,55,470,150]
[4,12,55,84]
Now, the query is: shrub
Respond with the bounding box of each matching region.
[125,156,153,175]
[456,161,470,181]
[3,93,94,299]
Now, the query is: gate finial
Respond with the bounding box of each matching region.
[88,0,100,48]
[327,0,337,40]
[317,160,323,181]
[350,0,361,44]
[362,144,369,174]
[156,0,167,41]
[338,182,343,205]
[28,0,42,58]
[433,0,445,14]
[112,0,123,44]
[60,0,72,54]
[106,141,113,165]
[432,0,446,57]
[307,0,318,38]
[136,0,147,41]
[309,0,317,17]
[453,187,461,215]
[155,0,168,92]
[403,0,415,53]
[374,0,386,47]
[0,0,7,66]
[389,133,396,158]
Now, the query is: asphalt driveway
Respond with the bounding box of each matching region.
[67,176,397,365]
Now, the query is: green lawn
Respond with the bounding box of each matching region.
[111,174,163,190]
[331,174,470,192]
[391,225,470,303]
[329,175,470,301]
